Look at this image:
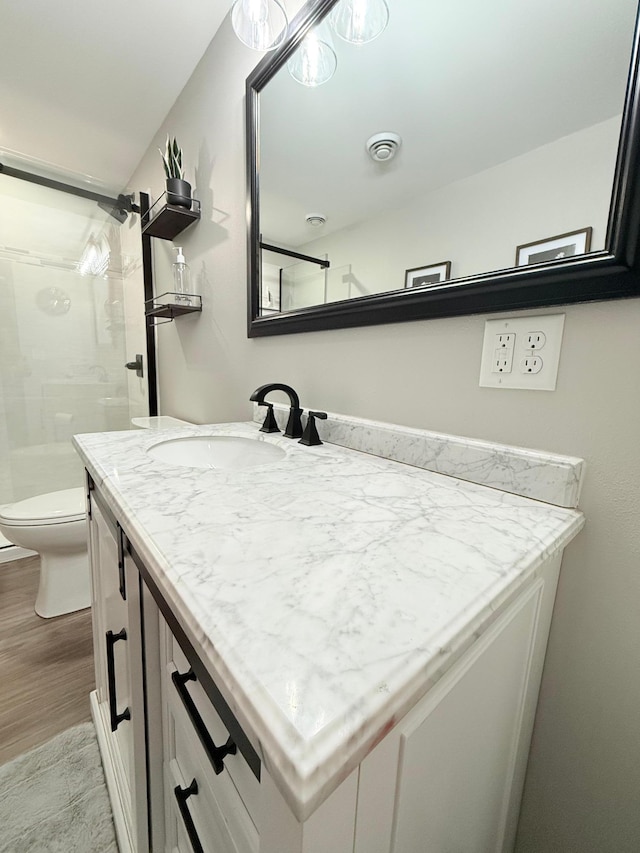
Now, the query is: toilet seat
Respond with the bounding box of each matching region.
[0,487,86,527]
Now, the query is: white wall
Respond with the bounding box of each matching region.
[295,118,619,301]
[129,18,640,851]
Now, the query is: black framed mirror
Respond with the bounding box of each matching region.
[247,0,640,337]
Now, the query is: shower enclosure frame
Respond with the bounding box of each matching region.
[0,161,159,416]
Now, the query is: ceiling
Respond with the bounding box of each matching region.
[259,0,639,247]
[0,0,234,192]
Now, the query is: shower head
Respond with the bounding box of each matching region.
[97,193,139,224]
[98,200,127,223]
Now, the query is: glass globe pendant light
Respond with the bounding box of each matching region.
[329,0,389,45]
[231,0,289,51]
[287,28,337,87]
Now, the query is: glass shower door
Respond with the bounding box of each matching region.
[0,173,149,543]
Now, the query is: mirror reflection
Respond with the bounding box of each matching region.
[257,0,638,316]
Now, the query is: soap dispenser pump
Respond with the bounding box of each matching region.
[173,246,192,303]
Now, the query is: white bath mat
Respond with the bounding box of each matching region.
[0,722,118,852]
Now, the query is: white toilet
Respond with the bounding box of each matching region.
[0,487,90,618]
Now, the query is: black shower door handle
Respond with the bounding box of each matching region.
[124,354,143,378]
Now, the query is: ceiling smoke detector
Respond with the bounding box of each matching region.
[305,213,327,227]
[366,132,402,162]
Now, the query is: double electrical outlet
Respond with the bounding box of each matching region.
[479,314,565,391]
[493,331,544,375]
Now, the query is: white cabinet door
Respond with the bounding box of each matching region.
[88,481,148,853]
[393,581,545,853]
[356,554,562,853]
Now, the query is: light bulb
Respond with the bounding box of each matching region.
[287,31,337,87]
[231,0,288,51]
[329,0,389,45]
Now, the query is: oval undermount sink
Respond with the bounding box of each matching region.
[147,435,286,470]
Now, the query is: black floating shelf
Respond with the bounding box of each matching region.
[141,192,201,240]
[145,292,202,324]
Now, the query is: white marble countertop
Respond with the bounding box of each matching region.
[73,420,584,820]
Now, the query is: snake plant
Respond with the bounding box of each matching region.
[159,136,184,180]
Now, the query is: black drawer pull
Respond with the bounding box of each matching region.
[106,629,131,732]
[116,525,126,601]
[172,668,237,774]
[174,779,204,853]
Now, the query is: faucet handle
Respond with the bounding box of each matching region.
[299,411,327,446]
[258,403,280,434]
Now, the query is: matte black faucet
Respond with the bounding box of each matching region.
[249,383,304,438]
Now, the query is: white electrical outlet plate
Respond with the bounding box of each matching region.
[479,314,565,390]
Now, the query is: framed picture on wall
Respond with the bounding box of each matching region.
[515,227,593,266]
[404,261,452,289]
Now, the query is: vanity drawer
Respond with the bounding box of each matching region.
[163,625,262,820]
[165,691,259,853]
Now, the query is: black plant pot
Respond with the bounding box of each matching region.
[166,178,192,209]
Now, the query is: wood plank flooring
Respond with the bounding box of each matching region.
[0,556,94,765]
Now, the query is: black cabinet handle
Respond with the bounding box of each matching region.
[116,525,126,601]
[174,779,204,853]
[106,629,131,732]
[172,668,237,774]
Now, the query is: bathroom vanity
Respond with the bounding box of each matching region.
[74,413,584,853]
